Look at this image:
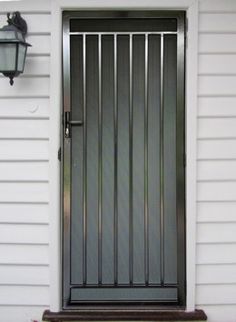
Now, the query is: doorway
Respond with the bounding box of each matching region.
[62,11,186,308]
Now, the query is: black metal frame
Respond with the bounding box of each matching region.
[62,10,186,310]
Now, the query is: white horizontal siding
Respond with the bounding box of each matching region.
[0,0,50,13]
[24,14,51,34]
[199,34,236,54]
[0,98,49,118]
[198,139,236,160]
[196,305,236,322]
[199,54,236,75]
[0,203,49,224]
[27,35,51,56]
[198,75,236,96]
[0,2,50,319]
[0,285,49,306]
[0,119,49,139]
[196,285,236,305]
[197,223,236,243]
[199,13,236,32]
[198,97,236,117]
[197,264,236,284]
[198,182,236,201]
[0,182,49,203]
[197,244,236,264]
[0,244,48,265]
[197,201,236,222]
[0,265,49,285]
[0,224,49,244]
[0,78,50,97]
[22,56,50,76]
[199,0,236,12]
[197,2,236,320]
[0,13,51,34]
[198,118,236,139]
[0,306,49,322]
[198,160,236,181]
[0,161,48,181]
[0,140,49,160]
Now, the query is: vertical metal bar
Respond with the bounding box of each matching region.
[144,33,149,285]
[98,34,103,285]
[160,34,165,286]
[129,34,133,285]
[113,34,118,285]
[82,34,87,285]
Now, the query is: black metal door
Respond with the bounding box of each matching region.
[63,11,186,308]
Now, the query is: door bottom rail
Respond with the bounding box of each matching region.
[43,308,207,321]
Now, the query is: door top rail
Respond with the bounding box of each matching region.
[69,31,177,36]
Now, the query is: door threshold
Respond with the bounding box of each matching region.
[43,308,207,321]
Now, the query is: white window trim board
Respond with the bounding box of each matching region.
[49,0,199,312]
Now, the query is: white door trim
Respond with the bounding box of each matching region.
[49,0,199,312]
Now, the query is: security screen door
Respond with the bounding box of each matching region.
[62,11,186,308]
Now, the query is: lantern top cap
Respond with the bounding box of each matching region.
[0,12,31,46]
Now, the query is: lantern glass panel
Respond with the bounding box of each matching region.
[16,31,24,42]
[0,43,17,71]
[17,43,27,72]
[0,30,16,40]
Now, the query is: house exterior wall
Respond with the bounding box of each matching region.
[0,1,51,321]
[0,0,235,321]
[196,1,236,320]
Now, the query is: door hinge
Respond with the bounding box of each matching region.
[58,147,61,161]
[184,153,187,167]
[185,17,188,48]
[186,17,188,33]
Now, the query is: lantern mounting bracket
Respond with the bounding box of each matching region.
[7,12,28,36]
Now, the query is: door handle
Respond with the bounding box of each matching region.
[65,111,83,138]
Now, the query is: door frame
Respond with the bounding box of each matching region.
[49,0,199,312]
[62,10,185,309]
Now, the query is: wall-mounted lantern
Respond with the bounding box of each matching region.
[0,12,31,85]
